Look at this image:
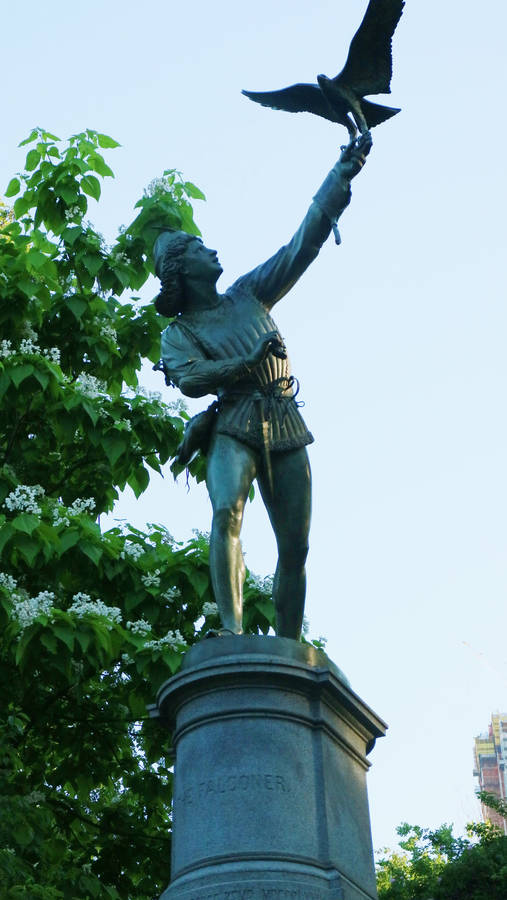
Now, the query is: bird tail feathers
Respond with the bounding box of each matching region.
[361,100,400,128]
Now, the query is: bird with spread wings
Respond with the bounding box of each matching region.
[242,0,404,140]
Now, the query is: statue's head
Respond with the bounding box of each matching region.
[154,231,222,317]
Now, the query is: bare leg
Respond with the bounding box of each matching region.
[257,447,311,640]
[206,433,258,633]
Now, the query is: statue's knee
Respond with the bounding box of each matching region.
[213,505,243,538]
[279,539,309,568]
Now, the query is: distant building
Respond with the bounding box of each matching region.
[473,713,507,833]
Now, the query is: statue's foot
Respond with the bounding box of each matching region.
[204,628,241,639]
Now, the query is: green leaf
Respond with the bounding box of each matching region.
[58,184,79,205]
[81,174,101,201]
[76,628,92,652]
[14,534,40,566]
[80,541,103,565]
[184,181,206,201]
[0,522,13,556]
[102,433,128,466]
[10,363,34,387]
[82,253,104,277]
[41,631,58,654]
[53,623,75,652]
[18,129,39,147]
[13,823,35,847]
[11,513,40,535]
[254,598,276,623]
[97,133,121,149]
[128,691,147,718]
[81,399,100,425]
[184,567,209,598]
[62,225,83,245]
[5,177,20,198]
[13,196,30,217]
[128,465,150,498]
[66,296,87,319]
[0,372,11,400]
[33,368,50,390]
[88,154,114,178]
[25,148,41,171]
[26,248,48,270]
[58,528,80,554]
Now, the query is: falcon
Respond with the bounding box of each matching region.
[242,0,404,140]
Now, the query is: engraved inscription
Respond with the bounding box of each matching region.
[185,890,325,899]
[176,772,291,806]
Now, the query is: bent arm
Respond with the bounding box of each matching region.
[161,325,252,398]
[179,359,251,398]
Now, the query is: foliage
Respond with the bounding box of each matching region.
[376,820,507,900]
[478,789,507,821]
[0,129,275,899]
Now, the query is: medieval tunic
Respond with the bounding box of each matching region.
[157,163,351,452]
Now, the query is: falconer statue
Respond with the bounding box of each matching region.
[153,133,372,640]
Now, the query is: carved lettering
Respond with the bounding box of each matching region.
[176,772,291,805]
[185,890,324,900]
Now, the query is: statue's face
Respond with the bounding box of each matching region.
[183,238,223,285]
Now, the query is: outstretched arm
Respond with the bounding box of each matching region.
[234,133,372,310]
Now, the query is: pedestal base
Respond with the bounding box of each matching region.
[151,635,387,900]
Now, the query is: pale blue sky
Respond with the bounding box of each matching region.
[3,0,507,852]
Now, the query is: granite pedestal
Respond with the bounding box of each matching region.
[150,635,386,900]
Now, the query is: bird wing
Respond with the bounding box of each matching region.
[242,84,335,121]
[333,0,404,96]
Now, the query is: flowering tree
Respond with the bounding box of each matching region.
[0,129,275,898]
[376,821,507,899]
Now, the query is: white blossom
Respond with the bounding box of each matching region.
[121,653,133,665]
[250,574,274,594]
[22,325,38,342]
[162,586,181,603]
[64,205,81,222]
[68,593,122,628]
[126,618,152,636]
[136,386,163,402]
[144,629,186,651]
[4,484,45,515]
[166,398,188,414]
[202,601,218,617]
[19,337,40,355]
[120,542,144,561]
[0,572,18,593]
[0,339,14,359]
[68,497,96,516]
[141,570,161,589]
[99,322,117,342]
[74,373,108,399]
[143,177,174,198]
[42,347,61,365]
[12,591,55,630]
[3,336,61,364]
[52,508,70,528]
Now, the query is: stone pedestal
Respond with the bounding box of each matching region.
[151,635,386,900]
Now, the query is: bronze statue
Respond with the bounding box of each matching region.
[242,0,404,141]
[154,134,372,640]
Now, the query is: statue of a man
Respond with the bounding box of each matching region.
[154,134,372,640]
